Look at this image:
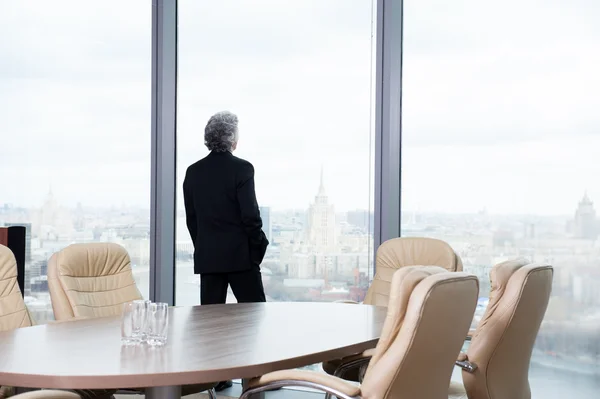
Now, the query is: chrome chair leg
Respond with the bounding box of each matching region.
[207,388,217,399]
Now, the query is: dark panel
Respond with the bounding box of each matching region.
[6,226,26,297]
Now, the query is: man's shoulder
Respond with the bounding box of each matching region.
[185,153,253,179]
[185,159,203,174]
[230,154,254,171]
[183,157,211,183]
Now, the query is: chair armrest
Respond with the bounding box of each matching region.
[455,352,477,373]
[242,370,360,399]
[334,300,361,304]
[341,348,375,365]
[361,348,375,357]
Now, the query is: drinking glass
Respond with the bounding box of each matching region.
[121,302,139,345]
[133,299,151,342]
[146,302,169,346]
[131,299,149,342]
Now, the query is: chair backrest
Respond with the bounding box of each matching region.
[48,243,143,320]
[364,237,463,306]
[463,260,553,399]
[0,244,32,331]
[360,267,479,399]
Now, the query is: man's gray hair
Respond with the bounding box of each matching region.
[204,111,239,152]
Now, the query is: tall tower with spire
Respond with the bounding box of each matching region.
[307,167,336,277]
[307,166,336,284]
[572,192,599,240]
[318,165,325,196]
[40,186,59,227]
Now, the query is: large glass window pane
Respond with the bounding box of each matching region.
[176,0,376,307]
[0,0,151,323]
[404,0,600,397]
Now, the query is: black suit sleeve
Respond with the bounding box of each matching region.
[236,162,264,248]
[183,169,197,246]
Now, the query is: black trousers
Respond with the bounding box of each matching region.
[200,266,266,304]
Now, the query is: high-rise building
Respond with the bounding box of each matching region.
[259,206,272,243]
[307,168,336,279]
[572,192,599,240]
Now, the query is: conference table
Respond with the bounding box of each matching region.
[0,302,386,399]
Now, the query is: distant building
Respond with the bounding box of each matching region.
[347,210,374,232]
[259,206,272,242]
[29,260,48,293]
[307,168,336,250]
[306,168,337,279]
[492,230,515,248]
[74,202,85,231]
[34,188,73,240]
[569,192,599,240]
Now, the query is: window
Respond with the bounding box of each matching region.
[403,0,600,397]
[176,0,376,306]
[0,0,151,323]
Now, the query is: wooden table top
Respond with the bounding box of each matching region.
[0,302,386,389]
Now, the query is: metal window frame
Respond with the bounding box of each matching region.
[149,0,403,301]
[150,0,177,305]
[374,0,403,252]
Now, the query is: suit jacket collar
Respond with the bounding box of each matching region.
[209,150,233,157]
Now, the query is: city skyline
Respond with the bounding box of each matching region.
[3,174,599,316]
[2,184,598,218]
[2,166,600,394]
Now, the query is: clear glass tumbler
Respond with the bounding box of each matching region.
[130,299,148,343]
[146,302,169,346]
[132,299,151,342]
[121,302,139,346]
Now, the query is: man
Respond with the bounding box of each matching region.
[184,111,268,391]
[184,110,268,305]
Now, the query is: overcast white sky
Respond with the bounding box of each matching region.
[0,0,599,215]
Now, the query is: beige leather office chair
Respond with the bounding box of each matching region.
[323,237,463,384]
[0,245,162,399]
[364,237,463,307]
[0,244,34,399]
[47,243,217,398]
[0,244,33,332]
[241,266,479,399]
[47,243,143,320]
[449,259,553,399]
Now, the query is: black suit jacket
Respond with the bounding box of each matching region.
[183,151,269,274]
